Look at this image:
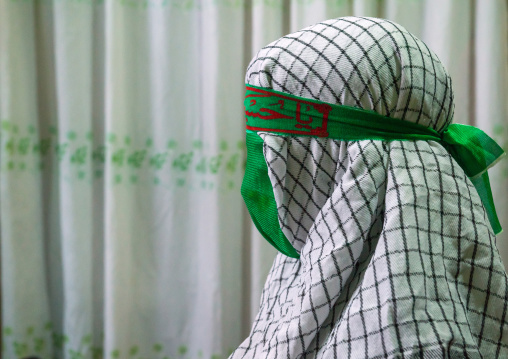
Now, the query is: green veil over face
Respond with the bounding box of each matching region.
[232,16,508,359]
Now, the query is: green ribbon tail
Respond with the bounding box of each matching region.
[241,131,300,258]
[470,171,503,235]
[442,123,506,235]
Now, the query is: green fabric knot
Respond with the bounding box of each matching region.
[439,123,506,234]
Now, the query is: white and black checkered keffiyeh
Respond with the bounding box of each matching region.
[232,17,508,358]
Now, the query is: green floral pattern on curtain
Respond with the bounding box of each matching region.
[2,325,234,359]
[0,121,245,189]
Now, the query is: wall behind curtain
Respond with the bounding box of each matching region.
[1,0,507,358]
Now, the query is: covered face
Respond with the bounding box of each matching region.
[234,16,508,359]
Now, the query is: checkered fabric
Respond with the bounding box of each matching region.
[232,17,508,358]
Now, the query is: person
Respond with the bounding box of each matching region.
[232,16,508,358]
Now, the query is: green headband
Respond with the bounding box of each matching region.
[241,84,505,258]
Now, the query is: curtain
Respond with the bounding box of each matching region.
[1,0,506,358]
[1,0,246,358]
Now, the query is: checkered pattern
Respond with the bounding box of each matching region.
[232,17,508,358]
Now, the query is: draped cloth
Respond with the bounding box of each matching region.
[231,17,508,358]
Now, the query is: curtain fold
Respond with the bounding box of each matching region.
[1,0,507,358]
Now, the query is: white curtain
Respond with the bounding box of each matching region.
[1,0,507,358]
[1,0,245,358]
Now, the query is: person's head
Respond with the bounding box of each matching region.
[243,17,458,256]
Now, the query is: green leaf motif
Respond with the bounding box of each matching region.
[1,120,11,131]
[5,139,15,155]
[4,327,12,336]
[178,345,187,354]
[129,345,139,355]
[93,146,106,163]
[56,143,69,161]
[34,337,45,353]
[209,154,223,174]
[153,343,163,352]
[92,346,103,359]
[82,334,92,345]
[69,348,85,359]
[226,154,239,173]
[18,138,30,155]
[111,349,120,358]
[172,152,194,171]
[112,149,126,167]
[107,133,117,144]
[52,333,66,349]
[71,146,88,165]
[150,152,168,170]
[13,341,28,356]
[127,150,147,168]
[195,158,207,174]
[34,138,52,155]
[26,326,34,335]
[67,131,77,141]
